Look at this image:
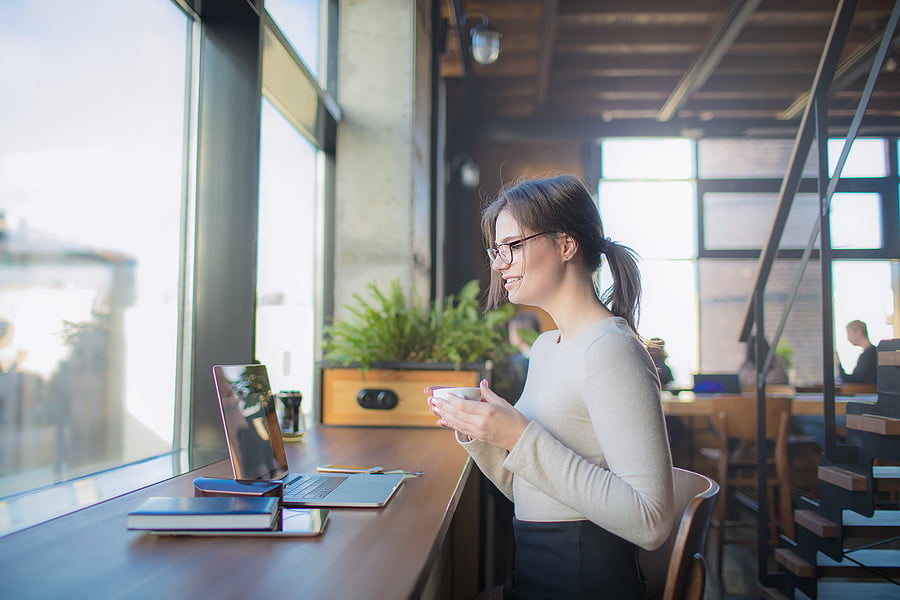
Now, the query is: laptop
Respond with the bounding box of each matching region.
[213,364,404,508]
[692,373,742,394]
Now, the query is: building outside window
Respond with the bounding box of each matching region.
[0,0,192,527]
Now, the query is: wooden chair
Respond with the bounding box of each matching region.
[639,467,720,600]
[839,382,878,395]
[699,395,794,576]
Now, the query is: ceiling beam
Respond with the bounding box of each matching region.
[780,29,900,119]
[533,0,559,110]
[656,0,763,121]
[477,114,900,141]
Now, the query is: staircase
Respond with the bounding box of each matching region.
[763,340,900,599]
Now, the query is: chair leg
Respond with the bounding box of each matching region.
[714,481,727,576]
[779,477,794,539]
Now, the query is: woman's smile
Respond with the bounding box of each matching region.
[503,275,522,290]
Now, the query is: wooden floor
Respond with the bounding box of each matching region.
[705,526,763,600]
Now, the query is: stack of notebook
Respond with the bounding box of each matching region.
[128,496,281,532]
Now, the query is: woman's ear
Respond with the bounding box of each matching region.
[560,234,578,262]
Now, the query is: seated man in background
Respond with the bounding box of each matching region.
[838,319,877,384]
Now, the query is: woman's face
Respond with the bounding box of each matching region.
[491,208,564,306]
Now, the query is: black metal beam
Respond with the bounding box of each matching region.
[738,0,860,343]
[448,0,479,121]
[478,114,900,141]
[781,29,900,120]
[657,0,763,122]
[533,0,559,111]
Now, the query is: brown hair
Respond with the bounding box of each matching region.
[481,174,643,332]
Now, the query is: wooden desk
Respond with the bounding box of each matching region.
[661,392,877,417]
[0,427,476,600]
[662,393,877,471]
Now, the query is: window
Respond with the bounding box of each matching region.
[255,99,320,423]
[601,136,897,387]
[265,0,323,81]
[0,0,191,524]
[599,139,698,384]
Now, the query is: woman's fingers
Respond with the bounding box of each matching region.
[479,379,508,406]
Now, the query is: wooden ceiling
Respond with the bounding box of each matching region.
[441,0,900,138]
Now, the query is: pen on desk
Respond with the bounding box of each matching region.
[380,470,424,477]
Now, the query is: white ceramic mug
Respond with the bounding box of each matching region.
[433,386,482,401]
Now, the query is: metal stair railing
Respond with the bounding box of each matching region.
[736,0,900,591]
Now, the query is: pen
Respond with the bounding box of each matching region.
[380,470,424,477]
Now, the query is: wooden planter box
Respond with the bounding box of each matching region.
[319,362,489,427]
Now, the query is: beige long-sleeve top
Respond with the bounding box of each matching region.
[459,316,675,551]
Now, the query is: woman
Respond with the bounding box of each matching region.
[426,175,674,599]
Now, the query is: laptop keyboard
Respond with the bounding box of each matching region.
[285,475,348,499]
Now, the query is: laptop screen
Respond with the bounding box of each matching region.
[213,364,290,482]
[692,373,741,394]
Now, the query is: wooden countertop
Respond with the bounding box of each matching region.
[0,426,473,600]
[661,392,877,417]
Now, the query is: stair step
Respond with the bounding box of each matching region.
[775,547,814,577]
[846,413,900,435]
[873,465,900,492]
[816,548,900,577]
[757,584,790,600]
[795,509,838,537]
[795,581,900,599]
[819,465,867,491]
[794,509,900,537]
[818,465,900,492]
[844,510,900,537]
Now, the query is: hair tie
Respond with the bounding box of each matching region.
[600,237,613,254]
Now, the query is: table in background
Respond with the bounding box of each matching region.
[661,392,876,417]
[0,426,478,600]
[661,393,877,470]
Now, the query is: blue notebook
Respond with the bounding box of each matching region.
[128,496,280,531]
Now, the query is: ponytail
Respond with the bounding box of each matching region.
[597,239,642,334]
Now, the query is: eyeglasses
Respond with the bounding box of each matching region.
[486,231,552,265]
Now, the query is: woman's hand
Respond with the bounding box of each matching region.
[425,380,529,451]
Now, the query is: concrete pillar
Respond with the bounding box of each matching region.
[334,0,432,318]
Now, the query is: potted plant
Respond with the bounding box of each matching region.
[320,279,513,426]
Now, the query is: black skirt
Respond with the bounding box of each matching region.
[505,518,644,600]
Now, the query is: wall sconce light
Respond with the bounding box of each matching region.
[451,154,480,188]
[461,12,501,65]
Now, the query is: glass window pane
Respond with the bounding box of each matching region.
[602,139,694,179]
[830,193,882,249]
[263,26,320,144]
[703,192,820,250]
[265,0,321,79]
[833,261,893,372]
[599,181,695,259]
[698,138,819,179]
[828,138,887,178]
[636,260,698,388]
[255,99,318,426]
[698,259,824,385]
[0,1,189,498]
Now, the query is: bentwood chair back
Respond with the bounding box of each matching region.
[639,467,719,600]
[701,394,794,575]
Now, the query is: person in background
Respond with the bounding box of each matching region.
[426,175,674,599]
[648,338,684,447]
[647,337,673,388]
[504,311,541,402]
[838,319,877,384]
[738,334,789,390]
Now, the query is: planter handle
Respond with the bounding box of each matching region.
[357,389,399,410]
